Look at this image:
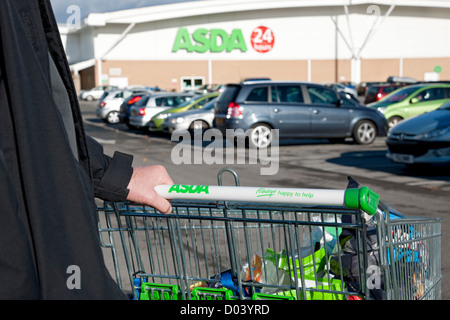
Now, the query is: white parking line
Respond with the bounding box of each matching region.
[92,137,116,145]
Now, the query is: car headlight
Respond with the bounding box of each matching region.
[170,117,185,124]
[157,113,169,119]
[414,127,449,139]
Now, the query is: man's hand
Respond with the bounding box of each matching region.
[126,165,174,214]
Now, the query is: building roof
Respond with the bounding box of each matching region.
[81,0,450,27]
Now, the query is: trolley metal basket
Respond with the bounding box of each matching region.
[96,168,441,300]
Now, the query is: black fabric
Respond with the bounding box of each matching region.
[0,0,132,299]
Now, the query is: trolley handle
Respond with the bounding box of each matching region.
[155,185,380,215]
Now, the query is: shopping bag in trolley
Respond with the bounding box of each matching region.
[330,177,425,300]
[256,248,345,300]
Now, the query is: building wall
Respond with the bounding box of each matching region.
[65,3,450,91]
[95,56,450,92]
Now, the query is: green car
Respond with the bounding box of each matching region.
[148,92,219,132]
[368,83,450,129]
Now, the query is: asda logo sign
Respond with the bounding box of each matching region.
[168,184,210,194]
[172,26,274,53]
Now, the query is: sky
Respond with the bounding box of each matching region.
[50,0,203,23]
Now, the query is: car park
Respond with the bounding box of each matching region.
[386,100,450,166]
[214,81,387,148]
[79,85,118,101]
[96,88,152,124]
[128,92,195,130]
[368,83,450,129]
[149,92,219,132]
[162,98,218,134]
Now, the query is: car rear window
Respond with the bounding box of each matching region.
[215,85,241,114]
[136,96,149,106]
[217,85,240,104]
[367,86,379,95]
[381,86,399,94]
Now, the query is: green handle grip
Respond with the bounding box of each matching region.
[344,187,380,215]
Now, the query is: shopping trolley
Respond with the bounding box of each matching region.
[96,168,441,300]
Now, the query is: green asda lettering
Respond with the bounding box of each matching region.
[168,185,210,194]
[172,28,248,53]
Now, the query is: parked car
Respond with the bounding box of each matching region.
[368,83,450,129]
[356,81,385,96]
[118,93,148,129]
[364,83,408,104]
[79,85,118,101]
[162,98,218,134]
[149,92,219,132]
[128,92,195,130]
[214,81,387,148]
[324,83,358,99]
[386,100,450,166]
[96,88,151,124]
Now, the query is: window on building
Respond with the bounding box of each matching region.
[181,76,205,91]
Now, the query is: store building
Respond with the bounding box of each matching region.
[59,0,450,92]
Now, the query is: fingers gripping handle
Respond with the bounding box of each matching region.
[155,185,380,215]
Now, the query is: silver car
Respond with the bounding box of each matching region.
[386,100,450,166]
[80,85,118,101]
[162,98,217,133]
[96,88,150,124]
[129,92,195,129]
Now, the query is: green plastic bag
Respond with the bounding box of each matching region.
[263,248,345,300]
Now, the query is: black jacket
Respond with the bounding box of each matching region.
[0,0,132,299]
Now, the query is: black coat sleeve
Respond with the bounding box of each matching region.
[86,136,134,202]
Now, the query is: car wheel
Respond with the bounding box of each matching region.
[353,120,377,145]
[189,120,209,138]
[388,116,403,130]
[248,123,273,149]
[106,111,120,124]
[86,95,94,102]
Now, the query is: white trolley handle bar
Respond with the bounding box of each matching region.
[155,185,380,216]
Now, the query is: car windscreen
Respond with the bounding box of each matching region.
[439,100,450,110]
[202,98,218,110]
[382,86,421,103]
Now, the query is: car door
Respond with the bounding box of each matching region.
[269,84,310,137]
[407,87,448,118]
[306,85,350,137]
